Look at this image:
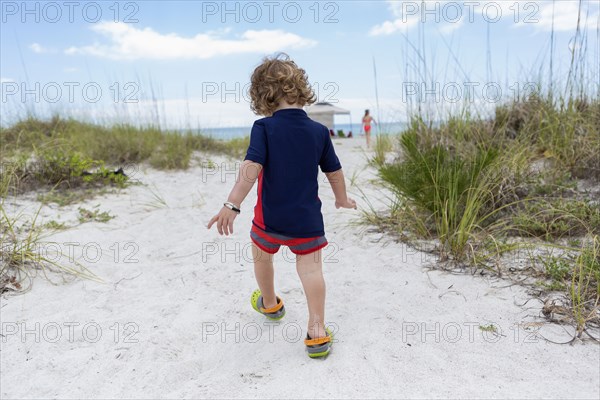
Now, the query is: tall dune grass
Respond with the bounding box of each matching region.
[367,0,600,334]
[0,200,101,294]
[570,236,600,335]
[371,96,599,334]
[0,116,249,293]
[1,116,249,169]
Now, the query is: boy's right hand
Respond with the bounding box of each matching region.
[335,197,357,210]
[207,207,239,236]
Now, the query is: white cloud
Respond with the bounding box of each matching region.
[470,1,598,31]
[370,0,599,36]
[65,22,317,60]
[370,17,419,36]
[370,0,458,36]
[29,43,54,53]
[529,1,599,32]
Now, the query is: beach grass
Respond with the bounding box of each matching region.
[1,116,248,167]
[0,115,249,293]
[0,203,101,294]
[0,115,249,196]
[361,0,600,332]
[368,93,600,331]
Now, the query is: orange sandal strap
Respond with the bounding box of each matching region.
[304,335,331,346]
[260,297,283,314]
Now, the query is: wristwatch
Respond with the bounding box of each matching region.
[223,202,241,213]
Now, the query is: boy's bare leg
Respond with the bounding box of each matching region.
[296,250,327,339]
[252,243,278,309]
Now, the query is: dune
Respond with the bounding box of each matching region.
[1,137,598,399]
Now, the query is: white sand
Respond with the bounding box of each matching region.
[1,137,599,399]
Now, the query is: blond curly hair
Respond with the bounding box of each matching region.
[249,53,316,116]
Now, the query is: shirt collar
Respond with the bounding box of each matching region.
[273,108,307,116]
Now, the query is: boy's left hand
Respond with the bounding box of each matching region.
[335,197,357,210]
[207,207,239,235]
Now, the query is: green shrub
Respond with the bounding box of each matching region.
[78,207,115,223]
[379,131,502,259]
[1,145,129,196]
[546,257,571,281]
[33,146,95,186]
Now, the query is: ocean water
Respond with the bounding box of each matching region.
[199,122,408,139]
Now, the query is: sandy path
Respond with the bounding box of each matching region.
[1,138,598,399]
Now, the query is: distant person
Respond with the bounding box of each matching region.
[208,53,356,359]
[329,129,335,137]
[361,109,377,148]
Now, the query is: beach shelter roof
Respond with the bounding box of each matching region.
[305,102,351,130]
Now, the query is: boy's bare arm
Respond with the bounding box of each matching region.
[208,160,262,235]
[227,160,262,206]
[324,169,356,209]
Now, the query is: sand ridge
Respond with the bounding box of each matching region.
[1,138,598,399]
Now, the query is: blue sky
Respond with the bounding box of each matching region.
[1,0,599,128]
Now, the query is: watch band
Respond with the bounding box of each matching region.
[223,202,241,213]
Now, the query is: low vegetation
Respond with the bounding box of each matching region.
[368,95,600,337]
[0,116,249,293]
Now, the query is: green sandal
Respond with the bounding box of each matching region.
[304,327,333,359]
[250,289,286,320]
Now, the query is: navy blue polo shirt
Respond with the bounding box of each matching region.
[244,108,342,238]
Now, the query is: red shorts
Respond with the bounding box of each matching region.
[364,125,371,133]
[250,224,328,255]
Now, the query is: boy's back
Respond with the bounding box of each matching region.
[208,53,355,358]
[245,108,341,238]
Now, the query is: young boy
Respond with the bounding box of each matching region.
[208,54,356,358]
